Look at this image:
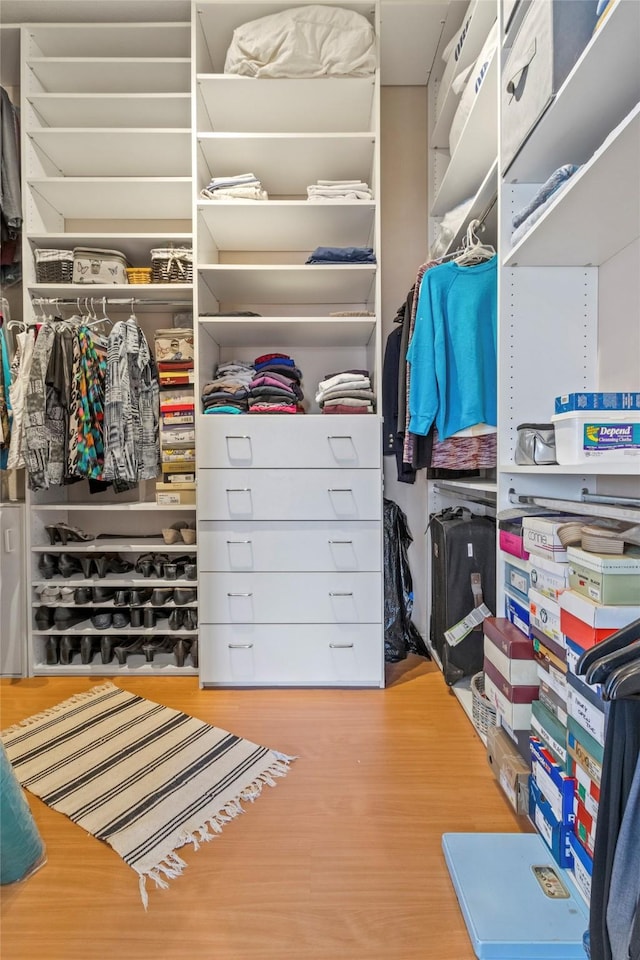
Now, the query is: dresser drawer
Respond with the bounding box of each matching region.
[198,416,381,469]
[197,469,382,521]
[198,521,381,572]
[199,623,383,686]
[199,572,381,623]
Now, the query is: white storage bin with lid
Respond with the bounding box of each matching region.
[502,0,598,173]
[552,410,640,464]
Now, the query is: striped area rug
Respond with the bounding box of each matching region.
[1,682,292,906]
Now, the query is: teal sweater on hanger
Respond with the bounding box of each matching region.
[407,256,497,440]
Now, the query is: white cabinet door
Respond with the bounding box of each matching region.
[199,623,383,686]
[198,416,381,469]
[0,506,25,677]
[198,520,381,572]
[199,571,381,623]
[198,468,382,520]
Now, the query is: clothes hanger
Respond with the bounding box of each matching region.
[576,616,640,677]
[585,637,640,686]
[454,219,496,266]
[603,657,640,701]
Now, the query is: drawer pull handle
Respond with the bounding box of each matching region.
[226,488,251,493]
[228,643,254,649]
[329,643,354,649]
[329,592,353,597]
[328,539,353,545]
[328,488,353,493]
[225,435,250,440]
[227,592,253,597]
[327,435,353,441]
[226,540,252,544]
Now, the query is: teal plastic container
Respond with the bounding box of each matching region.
[0,741,46,884]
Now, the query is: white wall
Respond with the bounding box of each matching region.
[380,85,430,640]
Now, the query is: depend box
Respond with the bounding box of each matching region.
[555,392,640,414]
[552,410,640,465]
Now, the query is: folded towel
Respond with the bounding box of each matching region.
[512,164,579,230]
[511,172,579,246]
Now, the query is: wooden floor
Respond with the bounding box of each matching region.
[0,657,526,960]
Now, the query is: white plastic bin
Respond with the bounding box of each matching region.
[552,410,640,464]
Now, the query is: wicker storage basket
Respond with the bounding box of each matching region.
[150,247,193,284]
[34,249,74,283]
[126,267,153,284]
[470,672,497,738]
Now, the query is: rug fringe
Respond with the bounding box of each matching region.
[136,754,294,909]
[0,682,119,739]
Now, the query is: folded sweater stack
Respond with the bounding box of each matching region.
[201,360,254,414]
[306,246,376,264]
[316,370,376,414]
[200,172,268,202]
[248,353,304,414]
[307,179,373,202]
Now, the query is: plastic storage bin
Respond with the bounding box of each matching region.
[552,410,640,464]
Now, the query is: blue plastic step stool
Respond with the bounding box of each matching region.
[442,833,589,959]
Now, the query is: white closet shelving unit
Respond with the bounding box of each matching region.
[497,0,640,605]
[194,0,384,688]
[20,19,198,677]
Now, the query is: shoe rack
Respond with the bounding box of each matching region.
[20,17,198,676]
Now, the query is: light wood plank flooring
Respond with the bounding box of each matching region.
[0,657,526,960]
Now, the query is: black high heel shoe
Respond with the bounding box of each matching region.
[100,635,116,665]
[38,553,59,579]
[60,636,81,665]
[113,637,146,665]
[58,553,83,578]
[45,523,95,546]
[94,554,134,578]
[173,638,192,668]
[80,636,98,665]
[142,635,177,663]
[190,637,198,669]
[44,636,59,665]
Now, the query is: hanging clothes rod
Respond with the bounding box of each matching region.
[32,297,192,307]
[509,488,640,523]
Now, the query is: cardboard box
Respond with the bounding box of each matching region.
[539,679,568,726]
[528,552,571,601]
[565,636,603,698]
[529,587,564,647]
[155,481,196,506]
[569,832,592,906]
[505,588,530,638]
[559,590,640,650]
[537,660,568,701]
[531,699,567,768]
[567,545,640,606]
[566,673,605,747]
[486,726,530,816]
[567,755,600,822]
[484,674,533,731]
[567,716,604,775]
[529,779,574,870]
[523,515,593,563]
[532,629,567,674]
[555,392,640,414]
[530,737,576,825]
[483,657,539,706]
[504,556,530,603]
[483,617,538,685]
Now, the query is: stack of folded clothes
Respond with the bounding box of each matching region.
[511,164,580,246]
[248,353,304,414]
[200,172,268,202]
[316,369,376,414]
[201,360,254,414]
[305,246,376,264]
[306,180,373,201]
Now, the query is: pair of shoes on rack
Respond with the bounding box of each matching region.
[36,607,89,630]
[148,587,197,606]
[135,554,196,580]
[162,522,196,545]
[36,583,75,602]
[45,523,95,546]
[142,636,197,667]
[130,607,170,628]
[168,608,198,631]
[79,554,134,579]
[91,610,131,630]
[45,634,107,667]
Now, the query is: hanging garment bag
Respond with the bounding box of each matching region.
[429,507,496,686]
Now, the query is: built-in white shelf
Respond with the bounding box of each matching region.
[198,264,376,306]
[27,59,191,95]
[431,51,497,217]
[197,75,375,134]
[34,664,198,677]
[197,133,375,197]
[27,129,191,177]
[28,283,193,302]
[28,234,192,266]
[24,22,190,57]
[33,576,197,589]
[28,93,191,129]
[198,201,375,252]
[431,0,497,150]
[28,177,191,220]
[199,316,376,348]
[32,540,197,553]
[32,599,197,609]
[500,462,640,476]
[504,0,640,182]
[33,627,198,636]
[31,502,195,511]
[505,105,640,267]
